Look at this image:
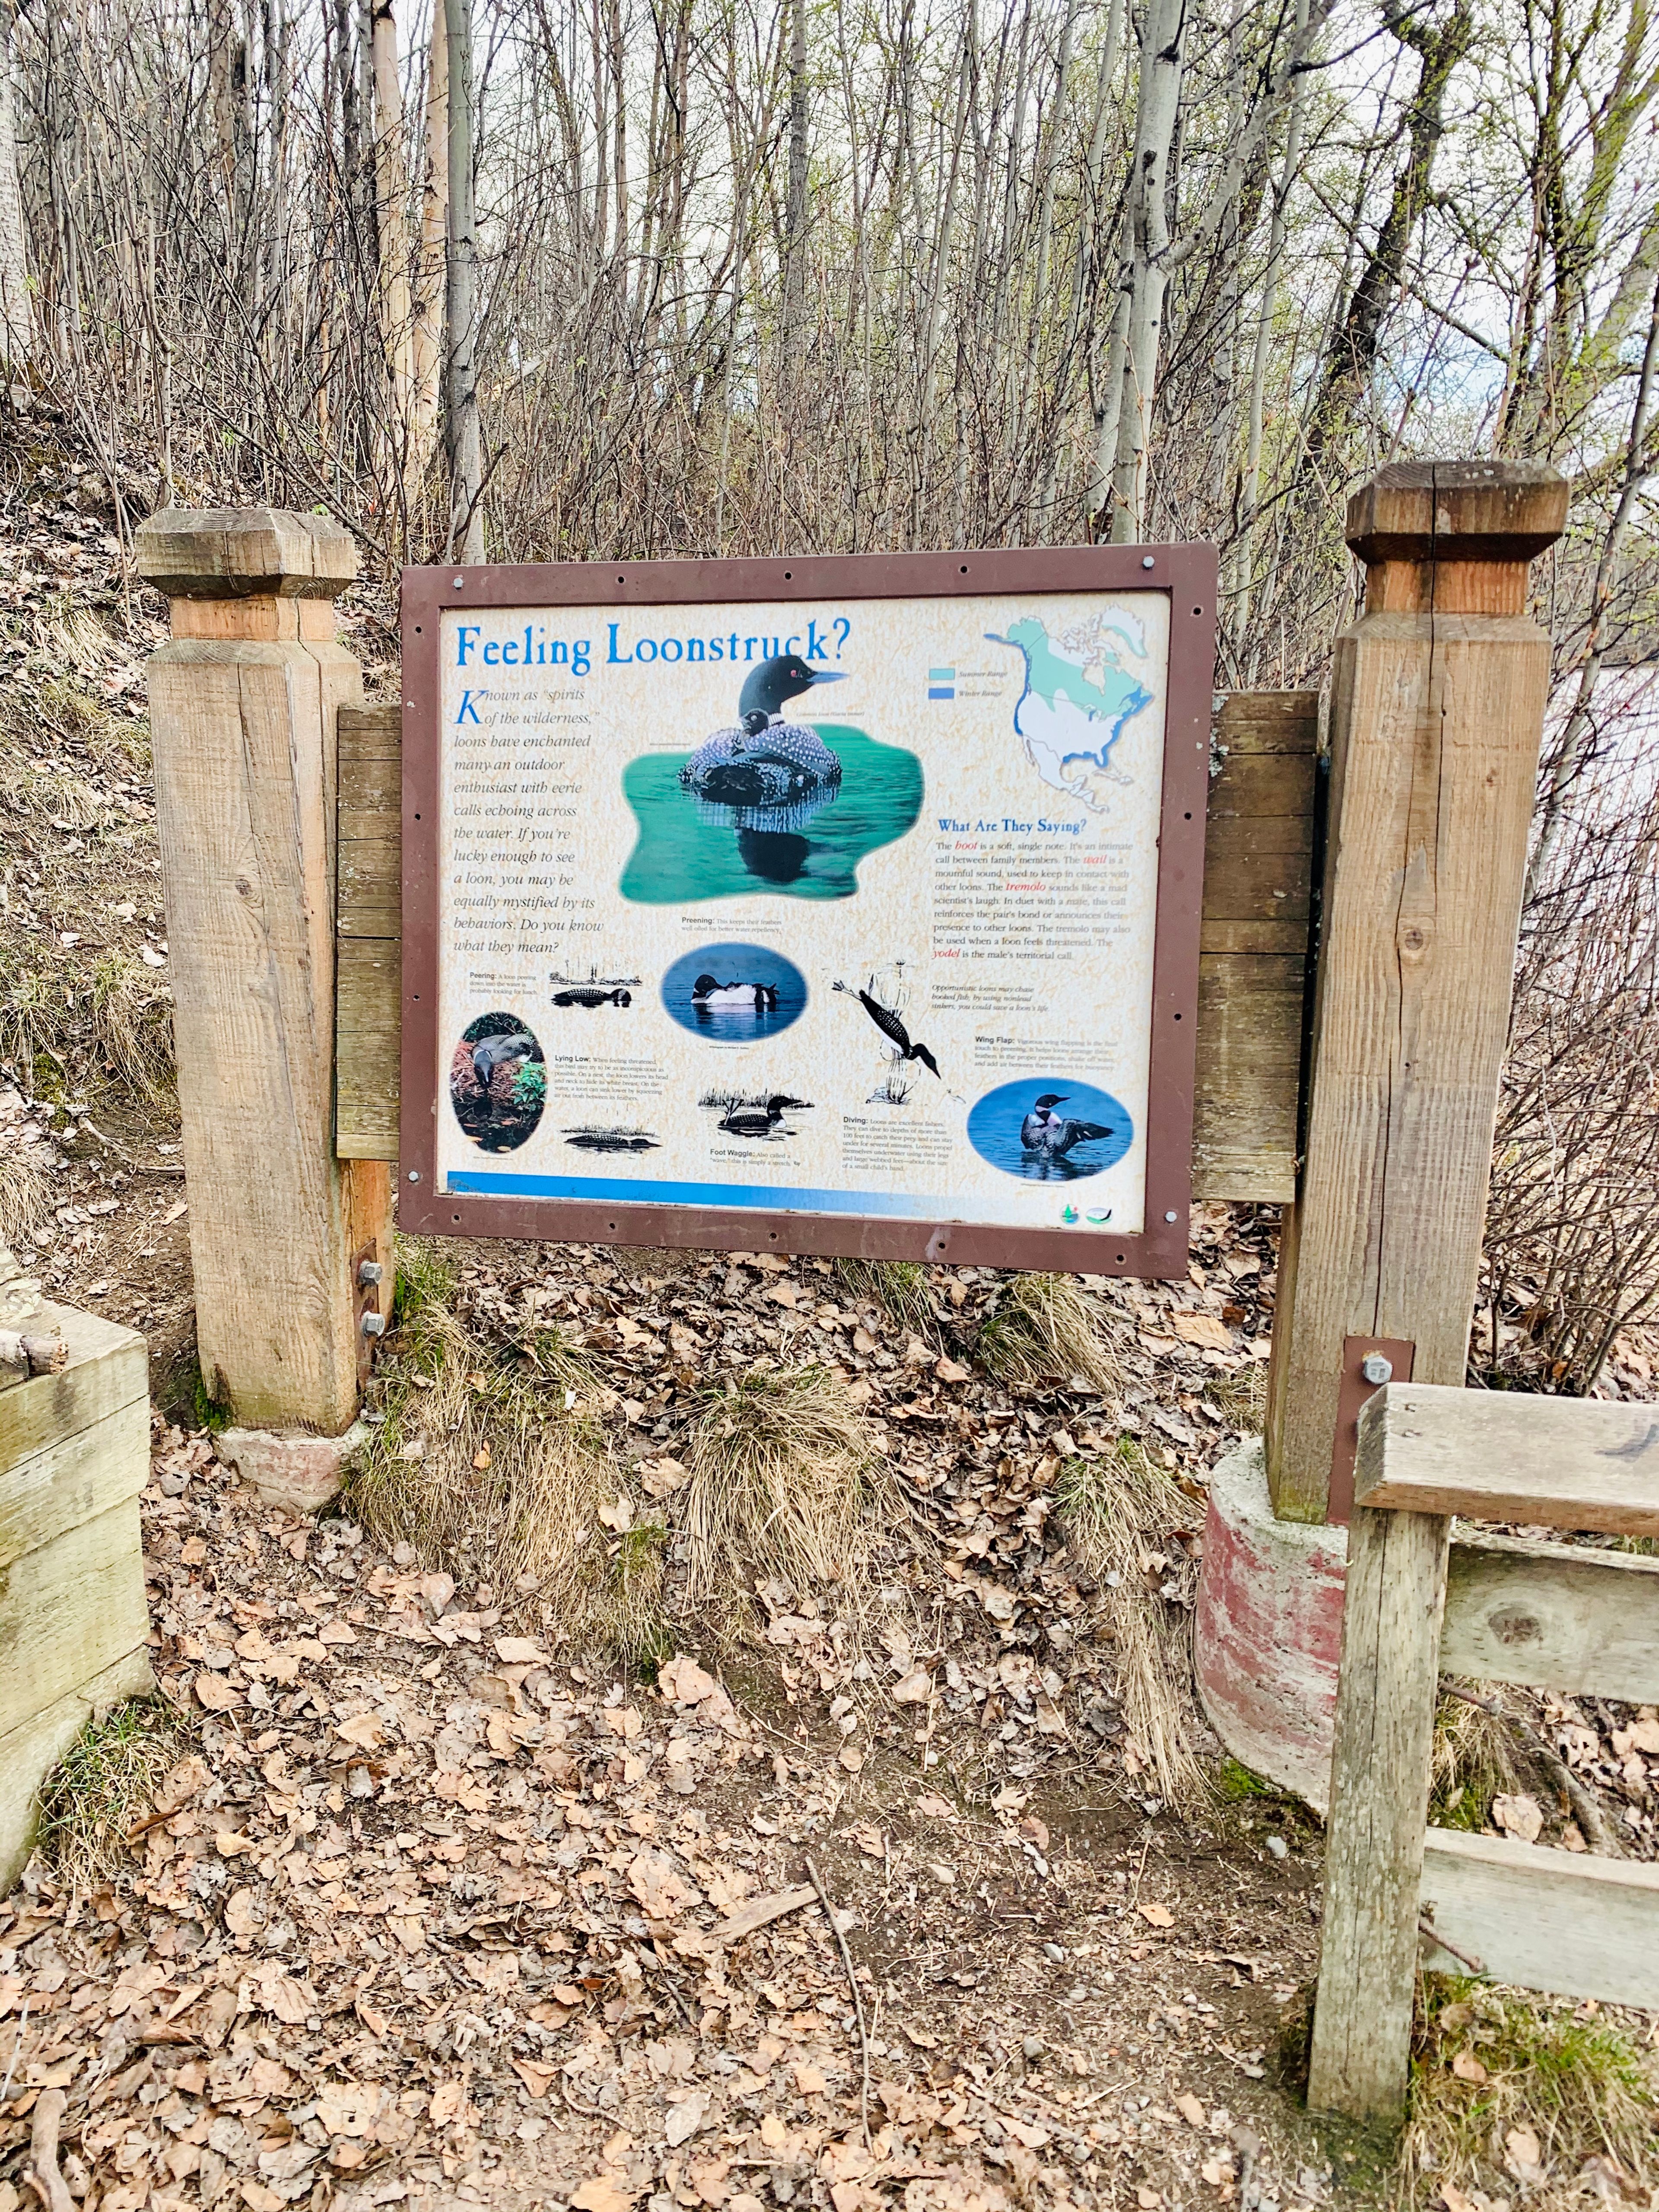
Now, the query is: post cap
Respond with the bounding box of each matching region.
[1346,460,1568,566]
[135,507,358,599]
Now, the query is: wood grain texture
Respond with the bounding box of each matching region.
[1418,1828,1659,2008]
[335,705,404,1159]
[1443,1534,1659,1702]
[0,1644,156,1895]
[332,696,1318,1195]
[1355,1381,1659,1537]
[1265,484,1559,1521]
[0,1497,153,1739]
[0,1302,146,1469]
[1307,1503,1449,2123]
[0,1393,150,1573]
[148,626,365,1431]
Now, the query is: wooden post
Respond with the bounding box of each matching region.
[136,510,392,1452]
[1265,461,1568,1521]
[1306,1501,1449,2121]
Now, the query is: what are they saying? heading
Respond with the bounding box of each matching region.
[451,614,855,677]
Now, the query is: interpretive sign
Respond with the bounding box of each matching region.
[399,547,1215,1274]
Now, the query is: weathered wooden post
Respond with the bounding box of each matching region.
[1265,461,1568,1520]
[1195,460,1568,1805]
[136,509,393,1510]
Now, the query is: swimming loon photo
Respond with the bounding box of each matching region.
[690,974,780,1011]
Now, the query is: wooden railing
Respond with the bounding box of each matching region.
[1309,1382,1659,2123]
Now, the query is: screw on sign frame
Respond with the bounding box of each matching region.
[396,544,1217,1279]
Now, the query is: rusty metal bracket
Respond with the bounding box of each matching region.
[1329,1334,1415,1523]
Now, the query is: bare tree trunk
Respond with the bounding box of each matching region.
[1528,267,1659,901]
[1108,0,1184,542]
[782,0,807,355]
[410,2,447,488]
[445,0,483,561]
[371,0,415,501]
[0,0,33,374]
[1230,0,1309,648]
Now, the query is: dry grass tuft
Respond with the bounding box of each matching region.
[976,1271,1122,1398]
[353,1248,655,1657]
[1056,1441,1208,1810]
[0,1142,55,1247]
[836,1258,936,1337]
[1402,1980,1655,2209]
[681,1363,894,1612]
[1206,1362,1267,1434]
[1430,1685,1520,1830]
[38,1699,182,1893]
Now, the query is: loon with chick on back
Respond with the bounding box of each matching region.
[680,655,845,810]
[1020,1093,1115,1159]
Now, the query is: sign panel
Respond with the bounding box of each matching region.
[400,548,1214,1274]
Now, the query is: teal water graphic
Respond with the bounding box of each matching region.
[619,724,923,903]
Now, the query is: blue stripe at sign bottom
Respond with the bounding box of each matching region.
[446,1169,957,1219]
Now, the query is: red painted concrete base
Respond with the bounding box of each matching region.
[1194,1441,1348,1812]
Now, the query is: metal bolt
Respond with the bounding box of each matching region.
[408,1170,421,1182]
[453,575,464,587]
[1360,1353,1393,1386]
[361,1311,386,1338]
[1164,1209,1179,1224]
[357,1259,384,1286]
[1141,556,1155,569]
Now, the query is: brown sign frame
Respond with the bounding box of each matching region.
[397,544,1216,1276]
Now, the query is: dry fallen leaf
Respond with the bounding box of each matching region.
[1451,2050,1488,2084]
[1492,1792,1544,1843]
[193,1669,239,1712]
[1138,1902,1175,1929]
[1505,2126,1544,2184]
[335,1713,383,1750]
[1176,2092,1206,2128]
[572,2181,635,2212]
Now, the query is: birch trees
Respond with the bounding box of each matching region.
[0,0,1652,694]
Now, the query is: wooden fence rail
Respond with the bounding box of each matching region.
[334,690,1321,1204]
[1309,1380,1659,2123]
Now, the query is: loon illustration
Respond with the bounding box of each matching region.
[1020,1093,1115,1159]
[680,655,845,810]
[552,985,632,1008]
[691,974,780,1011]
[832,979,941,1078]
[718,1092,812,1138]
[471,1032,537,1087]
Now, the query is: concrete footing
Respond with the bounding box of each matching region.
[213,1420,368,1516]
[1194,1441,1348,1812]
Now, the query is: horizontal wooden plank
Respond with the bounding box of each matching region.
[336,939,402,1159]
[0,1497,152,1740]
[1192,953,1303,1203]
[0,1393,150,1574]
[331,692,1320,1188]
[1443,1534,1659,1703]
[0,1304,148,1473]
[1419,1827,1659,2007]
[339,839,401,939]
[338,702,405,760]
[1356,1382,1659,1537]
[1208,750,1318,822]
[1212,691,1320,754]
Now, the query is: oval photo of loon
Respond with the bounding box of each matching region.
[661,942,808,1041]
[451,1012,547,1153]
[967,1079,1133,1182]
